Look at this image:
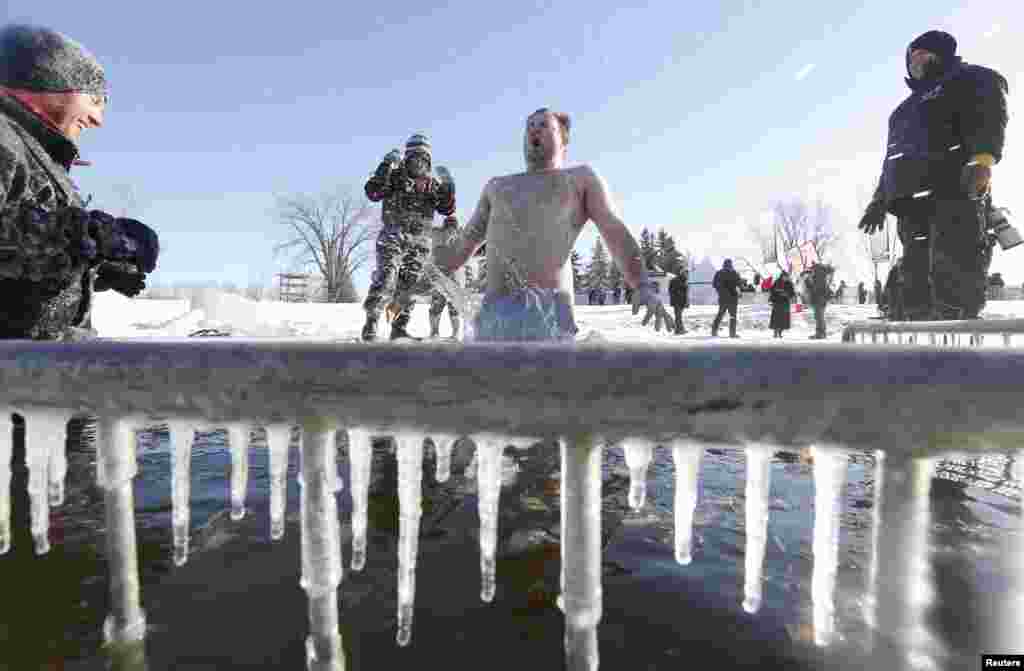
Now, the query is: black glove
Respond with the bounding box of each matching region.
[89,211,160,273]
[858,199,887,235]
[93,263,146,297]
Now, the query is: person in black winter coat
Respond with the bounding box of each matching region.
[769,271,796,338]
[857,281,868,304]
[858,30,1008,320]
[668,270,689,335]
[711,258,742,337]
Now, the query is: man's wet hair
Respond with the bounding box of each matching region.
[530,107,570,145]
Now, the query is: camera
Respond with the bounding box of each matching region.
[987,207,1023,251]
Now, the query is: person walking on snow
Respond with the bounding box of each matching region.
[711,258,742,337]
[668,269,689,334]
[805,262,834,339]
[769,271,796,338]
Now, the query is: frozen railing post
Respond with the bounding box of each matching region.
[865,450,937,667]
[298,416,344,671]
[96,415,147,653]
[561,433,603,671]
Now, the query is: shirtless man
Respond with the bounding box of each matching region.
[437,108,673,340]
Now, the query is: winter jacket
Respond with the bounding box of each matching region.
[769,277,796,330]
[668,274,689,308]
[0,94,93,339]
[365,163,456,231]
[712,267,742,303]
[805,265,833,306]
[876,59,1008,215]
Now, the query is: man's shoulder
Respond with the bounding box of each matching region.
[956,63,1009,92]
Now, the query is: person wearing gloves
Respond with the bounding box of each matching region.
[361,133,456,340]
[0,23,160,341]
[435,107,673,340]
[857,30,1008,320]
[710,258,742,338]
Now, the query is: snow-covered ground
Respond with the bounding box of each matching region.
[90,289,1024,343]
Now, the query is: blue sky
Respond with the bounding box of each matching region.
[5,1,1018,292]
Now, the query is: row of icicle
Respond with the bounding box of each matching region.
[0,409,857,650]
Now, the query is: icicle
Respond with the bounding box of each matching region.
[622,440,654,510]
[167,420,195,566]
[475,436,505,602]
[670,441,703,565]
[558,436,566,613]
[811,447,848,647]
[394,430,426,647]
[743,445,773,614]
[346,427,373,571]
[227,423,250,521]
[96,416,147,646]
[561,434,603,671]
[0,409,12,554]
[865,451,936,667]
[432,432,457,483]
[298,417,344,671]
[266,423,293,541]
[24,408,72,554]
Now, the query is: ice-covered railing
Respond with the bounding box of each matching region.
[842,316,1024,346]
[2,339,1024,670]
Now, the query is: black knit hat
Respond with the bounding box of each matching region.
[0,24,108,98]
[405,133,431,157]
[907,30,957,65]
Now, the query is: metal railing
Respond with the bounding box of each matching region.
[2,338,1023,670]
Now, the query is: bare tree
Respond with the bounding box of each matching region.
[749,197,841,272]
[272,188,380,303]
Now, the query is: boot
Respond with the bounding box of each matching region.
[729,318,738,338]
[449,314,461,339]
[428,313,441,338]
[390,312,420,341]
[361,312,379,341]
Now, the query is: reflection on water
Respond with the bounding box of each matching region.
[1,419,1022,670]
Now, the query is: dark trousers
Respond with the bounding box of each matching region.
[711,300,738,333]
[672,305,686,332]
[896,197,991,319]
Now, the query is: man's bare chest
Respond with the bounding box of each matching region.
[491,172,583,225]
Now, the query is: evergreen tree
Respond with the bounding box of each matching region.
[639,228,658,270]
[571,249,584,289]
[656,228,684,275]
[608,261,624,292]
[586,238,611,290]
